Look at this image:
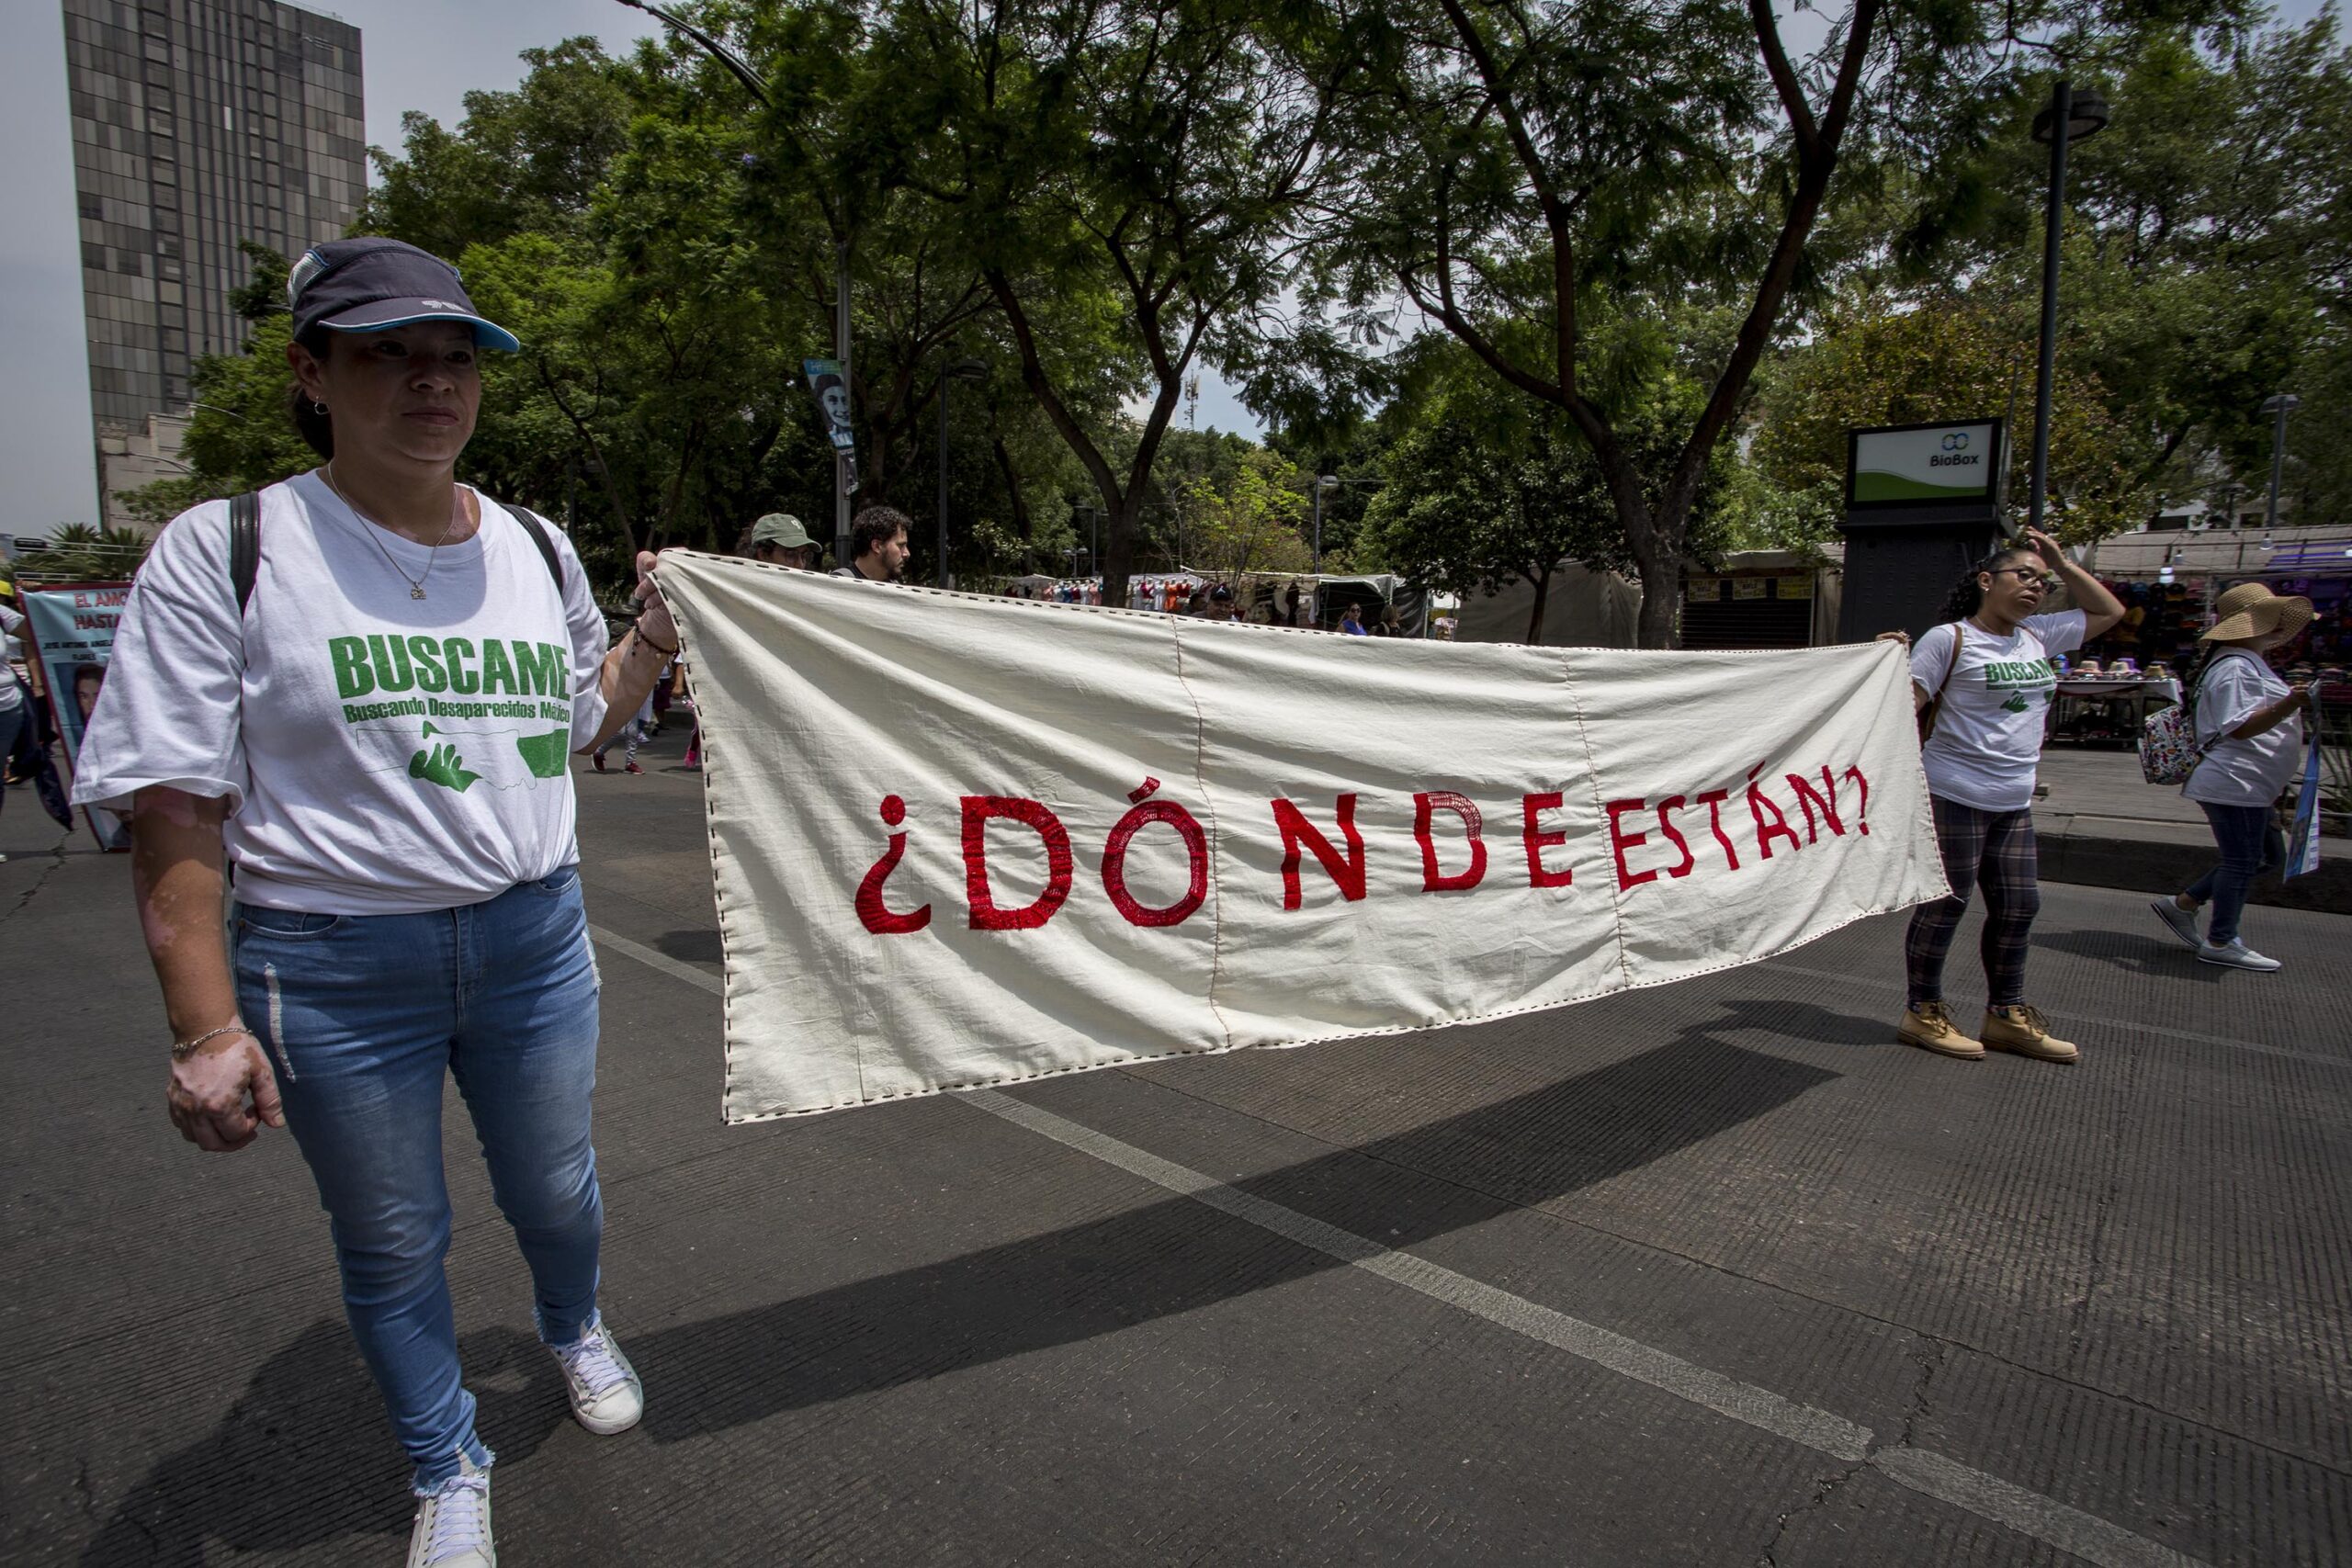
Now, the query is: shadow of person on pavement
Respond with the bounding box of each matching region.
[1686,996,1893,1051]
[83,1321,568,1565]
[2032,928,2226,982]
[81,1032,1834,1557]
[656,928,724,965]
[614,1032,1835,1444]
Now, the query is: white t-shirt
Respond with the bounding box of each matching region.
[71,472,609,914]
[2186,649,2301,807]
[1909,611,2086,811]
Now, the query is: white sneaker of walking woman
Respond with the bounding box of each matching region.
[2199,939,2282,973]
[552,1315,644,1435]
[404,1321,641,1565]
[408,1455,492,1568]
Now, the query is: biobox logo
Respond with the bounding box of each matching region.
[1941,432,1970,453]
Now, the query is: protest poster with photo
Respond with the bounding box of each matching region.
[18,581,134,850]
[658,552,1950,1122]
[2284,694,2324,879]
[804,357,856,455]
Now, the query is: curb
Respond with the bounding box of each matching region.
[2035,812,2352,915]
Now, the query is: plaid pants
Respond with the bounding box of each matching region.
[1905,795,2041,1010]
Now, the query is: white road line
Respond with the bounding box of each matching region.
[1871,1449,2209,1568]
[591,924,723,994]
[1757,959,2344,1068]
[590,925,2216,1565]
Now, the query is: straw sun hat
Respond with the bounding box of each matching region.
[2199,581,2315,643]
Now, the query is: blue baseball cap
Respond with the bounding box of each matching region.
[288,237,522,353]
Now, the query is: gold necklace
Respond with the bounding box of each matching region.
[322,464,464,601]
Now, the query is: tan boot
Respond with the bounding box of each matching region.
[1979,1005,2079,1064]
[1899,1002,1984,1059]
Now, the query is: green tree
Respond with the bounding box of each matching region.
[896,0,1341,607]
[1305,0,2244,643]
[1751,296,2149,542]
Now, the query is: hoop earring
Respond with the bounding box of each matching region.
[312,401,328,416]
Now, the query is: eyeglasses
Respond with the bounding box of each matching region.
[1987,567,2060,589]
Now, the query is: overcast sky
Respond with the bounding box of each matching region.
[2,1,2329,534]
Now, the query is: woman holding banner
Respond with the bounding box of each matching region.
[2149,583,2312,972]
[71,238,682,1568]
[1882,529,2124,1065]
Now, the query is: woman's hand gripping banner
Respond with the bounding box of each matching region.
[655,554,1949,1122]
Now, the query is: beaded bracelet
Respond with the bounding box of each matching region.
[172,1022,254,1062]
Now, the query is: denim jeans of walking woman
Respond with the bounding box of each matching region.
[2186,803,2284,948]
[232,866,602,1492]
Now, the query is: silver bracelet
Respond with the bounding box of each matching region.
[172,1021,254,1061]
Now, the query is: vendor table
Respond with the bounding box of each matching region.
[2048,676,2183,748]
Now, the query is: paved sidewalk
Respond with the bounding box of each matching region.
[5,739,2349,1566]
[2032,749,2349,914]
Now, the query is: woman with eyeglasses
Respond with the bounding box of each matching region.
[1875,529,2125,1065]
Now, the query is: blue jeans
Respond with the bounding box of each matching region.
[2184,803,2284,946]
[232,867,604,1492]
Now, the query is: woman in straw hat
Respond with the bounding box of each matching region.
[2150,582,2314,971]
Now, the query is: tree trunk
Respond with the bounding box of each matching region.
[992,436,1031,541]
[1524,562,1553,644]
[1631,521,1682,650]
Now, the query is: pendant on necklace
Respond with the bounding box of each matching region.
[411,586,427,601]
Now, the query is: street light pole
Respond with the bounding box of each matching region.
[2261,392,2301,533]
[835,239,853,566]
[616,2,860,565]
[1311,473,1340,575]
[934,355,987,587]
[2026,81,2109,536]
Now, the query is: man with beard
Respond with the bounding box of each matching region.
[831,506,912,584]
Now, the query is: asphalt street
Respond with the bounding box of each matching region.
[4,728,2348,1566]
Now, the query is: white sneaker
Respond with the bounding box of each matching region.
[2199,940,2282,973]
[552,1316,643,1435]
[2149,898,2201,951]
[407,1455,492,1567]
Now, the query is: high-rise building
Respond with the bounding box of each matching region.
[62,0,364,526]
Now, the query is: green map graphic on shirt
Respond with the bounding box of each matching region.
[327,633,579,794]
[1980,654,2057,713]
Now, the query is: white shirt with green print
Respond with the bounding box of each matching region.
[1909,610,2086,812]
[72,470,610,915]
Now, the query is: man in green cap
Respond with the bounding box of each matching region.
[745,512,820,571]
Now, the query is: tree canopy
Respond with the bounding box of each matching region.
[127,0,2346,642]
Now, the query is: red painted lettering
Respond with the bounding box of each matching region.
[1413,791,1487,893]
[1272,795,1366,910]
[1654,795,1697,879]
[1784,767,1847,844]
[1606,797,1658,891]
[961,795,1075,931]
[1694,787,1742,871]
[1521,791,1576,889]
[1746,764,1802,860]
[1102,780,1210,928]
[854,795,933,935]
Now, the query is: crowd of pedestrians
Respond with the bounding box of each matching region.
[33,235,2329,1568]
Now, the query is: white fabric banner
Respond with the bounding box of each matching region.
[656,554,1949,1122]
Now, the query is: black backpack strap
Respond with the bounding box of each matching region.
[229,491,261,614]
[511,506,567,594]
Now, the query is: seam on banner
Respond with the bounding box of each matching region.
[1558,650,1636,991]
[1169,620,1238,1052]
